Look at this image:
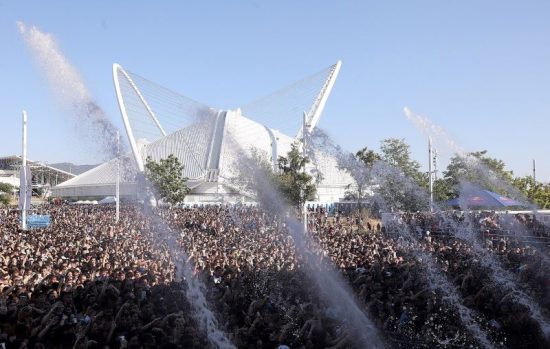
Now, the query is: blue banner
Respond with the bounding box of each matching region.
[26,214,51,229]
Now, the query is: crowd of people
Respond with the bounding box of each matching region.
[384,210,550,239]
[1,204,550,348]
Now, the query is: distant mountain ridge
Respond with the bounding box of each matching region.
[50,163,97,175]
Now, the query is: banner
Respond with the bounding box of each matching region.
[26,214,51,229]
[18,166,32,210]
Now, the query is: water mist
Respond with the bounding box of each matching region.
[18,21,120,159]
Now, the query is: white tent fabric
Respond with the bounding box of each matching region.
[51,156,138,198]
[98,196,116,204]
[73,200,98,205]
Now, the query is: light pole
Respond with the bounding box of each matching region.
[116,131,120,223]
[21,111,28,230]
[302,111,309,233]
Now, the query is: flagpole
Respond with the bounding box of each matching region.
[22,111,27,230]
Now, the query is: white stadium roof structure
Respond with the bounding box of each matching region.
[52,61,355,202]
[0,155,75,189]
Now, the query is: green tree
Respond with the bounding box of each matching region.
[0,183,13,206]
[513,176,534,199]
[275,143,317,209]
[442,150,514,197]
[341,148,382,211]
[380,138,426,186]
[533,184,550,209]
[233,149,279,207]
[356,147,382,169]
[513,176,550,209]
[432,177,456,202]
[144,155,191,205]
[374,138,428,212]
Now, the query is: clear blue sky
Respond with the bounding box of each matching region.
[1,1,549,181]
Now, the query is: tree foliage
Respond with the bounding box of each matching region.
[513,176,550,209]
[432,177,456,203]
[0,183,13,206]
[234,149,279,209]
[353,139,550,211]
[437,152,550,209]
[144,155,191,206]
[356,147,381,169]
[341,147,381,209]
[444,151,513,189]
[380,138,426,186]
[275,143,317,209]
[433,150,515,202]
[373,138,428,212]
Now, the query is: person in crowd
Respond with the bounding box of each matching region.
[1,204,549,348]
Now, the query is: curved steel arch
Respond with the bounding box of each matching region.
[112,63,167,171]
[296,60,342,140]
[113,61,342,186]
[307,60,342,132]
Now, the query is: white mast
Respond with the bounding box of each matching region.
[22,111,28,230]
[116,131,120,223]
[296,61,342,139]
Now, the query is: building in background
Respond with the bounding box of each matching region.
[52,62,356,202]
[0,155,75,196]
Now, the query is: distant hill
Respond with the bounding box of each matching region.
[50,163,97,175]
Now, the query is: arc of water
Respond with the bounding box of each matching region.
[402,108,550,336]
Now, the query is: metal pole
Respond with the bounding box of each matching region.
[428,137,433,212]
[116,131,120,223]
[302,111,308,233]
[22,111,27,230]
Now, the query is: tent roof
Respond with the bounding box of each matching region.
[445,189,524,208]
